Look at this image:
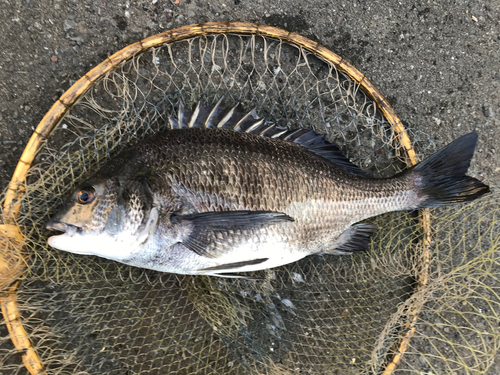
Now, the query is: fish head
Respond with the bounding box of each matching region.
[47,175,159,261]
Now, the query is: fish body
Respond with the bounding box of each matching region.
[47,102,490,276]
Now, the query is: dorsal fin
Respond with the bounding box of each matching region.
[187,102,201,128]
[217,104,239,128]
[204,97,225,128]
[178,100,186,128]
[172,101,371,178]
[287,129,372,177]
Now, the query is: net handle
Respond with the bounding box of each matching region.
[0,22,426,375]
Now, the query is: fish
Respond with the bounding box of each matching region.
[46,100,490,277]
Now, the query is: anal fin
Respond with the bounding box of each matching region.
[325,223,378,255]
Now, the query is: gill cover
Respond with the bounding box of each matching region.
[47,176,158,260]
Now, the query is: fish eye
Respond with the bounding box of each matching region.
[76,187,97,205]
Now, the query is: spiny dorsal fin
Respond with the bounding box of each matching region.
[243,118,266,133]
[232,108,257,132]
[167,116,176,130]
[178,100,186,128]
[204,97,225,128]
[187,102,201,128]
[173,101,372,178]
[217,104,239,128]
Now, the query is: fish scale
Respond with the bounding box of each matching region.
[46,103,489,277]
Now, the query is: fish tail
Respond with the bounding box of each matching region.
[412,132,489,209]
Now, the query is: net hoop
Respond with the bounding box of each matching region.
[0,22,428,375]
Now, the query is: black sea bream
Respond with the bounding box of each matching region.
[47,101,490,276]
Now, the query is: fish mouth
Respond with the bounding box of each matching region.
[46,220,81,237]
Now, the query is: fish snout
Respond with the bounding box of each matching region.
[46,220,80,237]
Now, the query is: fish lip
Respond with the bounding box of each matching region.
[46,220,81,237]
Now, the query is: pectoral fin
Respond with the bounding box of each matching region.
[172,210,294,258]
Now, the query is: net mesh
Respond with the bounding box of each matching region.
[0,32,498,375]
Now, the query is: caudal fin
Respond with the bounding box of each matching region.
[413,132,489,209]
